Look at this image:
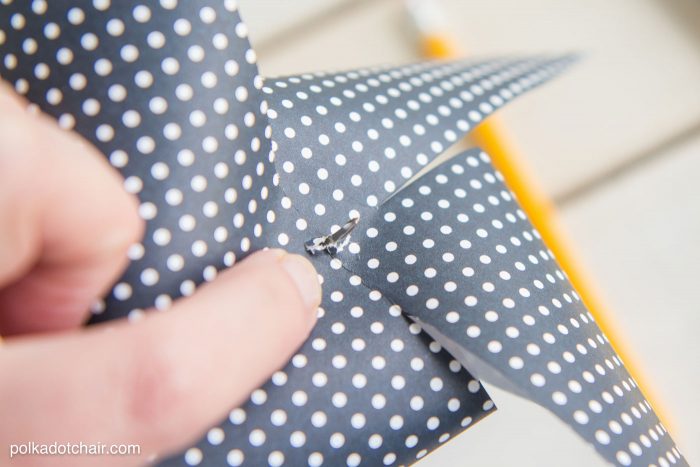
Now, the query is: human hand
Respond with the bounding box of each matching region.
[0,84,321,466]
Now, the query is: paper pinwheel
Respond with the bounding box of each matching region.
[0,1,686,466]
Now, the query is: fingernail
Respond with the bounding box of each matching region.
[281,254,322,315]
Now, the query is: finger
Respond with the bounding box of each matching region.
[0,84,144,336]
[0,249,321,466]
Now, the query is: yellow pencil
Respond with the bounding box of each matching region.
[406,0,673,430]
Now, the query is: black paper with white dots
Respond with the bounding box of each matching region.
[0,1,687,466]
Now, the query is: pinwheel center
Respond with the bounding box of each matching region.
[304,215,360,256]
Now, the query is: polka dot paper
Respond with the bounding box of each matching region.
[0,1,686,466]
[336,148,683,466]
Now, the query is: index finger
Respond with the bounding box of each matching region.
[0,84,144,336]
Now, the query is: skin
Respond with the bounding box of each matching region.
[0,84,322,466]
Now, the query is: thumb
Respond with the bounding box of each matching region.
[0,249,321,466]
